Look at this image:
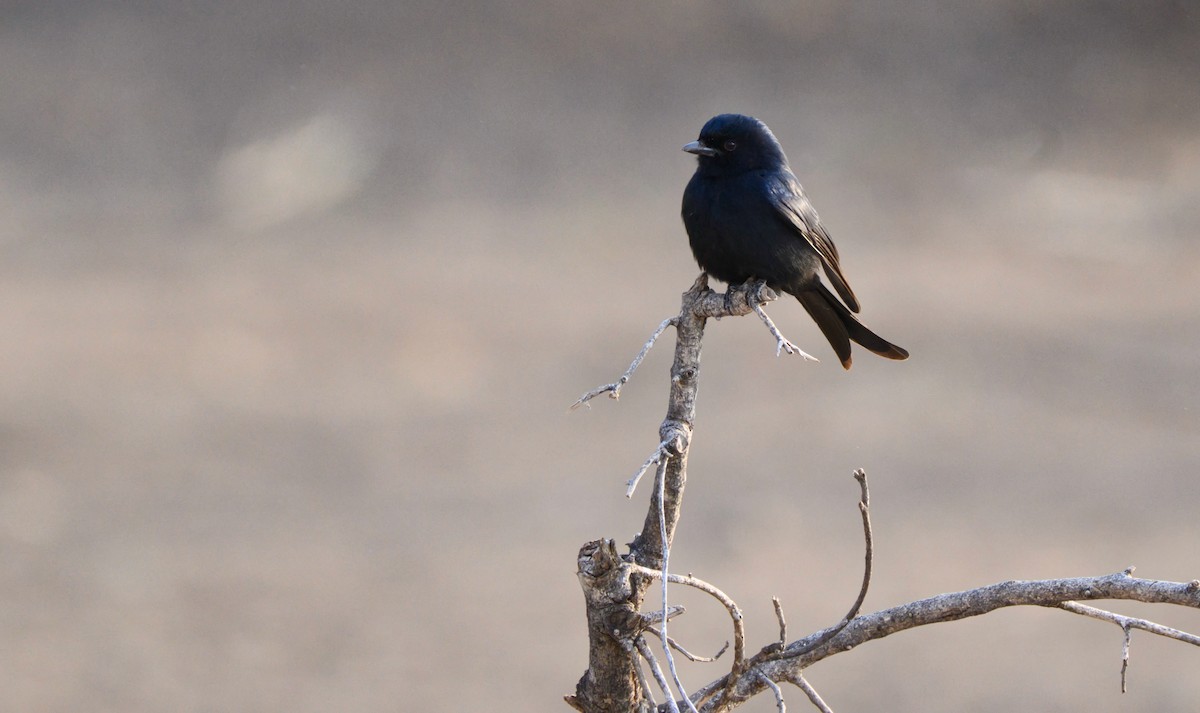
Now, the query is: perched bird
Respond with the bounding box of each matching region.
[681,114,908,369]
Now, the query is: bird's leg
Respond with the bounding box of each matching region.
[722,279,756,313]
[748,279,770,305]
[752,302,818,361]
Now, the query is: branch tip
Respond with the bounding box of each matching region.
[773,597,788,646]
[1120,624,1132,693]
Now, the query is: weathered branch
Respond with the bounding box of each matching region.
[1058,598,1200,692]
[570,275,1200,713]
[789,674,832,713]
[776,470,875,662]
[636,637,678,713]
[772,598,787,648]
[757,671,786,713]
[573,275,783,713]
[572,317,677,410]
[692,570,1200,712]
[646,627,728,663]
[633,565,747,682]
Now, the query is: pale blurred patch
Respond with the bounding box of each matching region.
[215,114,375,232]
[0,469,65,546]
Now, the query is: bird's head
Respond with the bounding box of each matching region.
[683,114,788,175]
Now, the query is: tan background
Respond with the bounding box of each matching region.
[1,2,1199,711]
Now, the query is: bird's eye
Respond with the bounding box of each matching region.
[723,140,737,152]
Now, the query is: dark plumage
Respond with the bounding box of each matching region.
[681,114,908,369]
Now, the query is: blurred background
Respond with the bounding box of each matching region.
[1,1,1198,711]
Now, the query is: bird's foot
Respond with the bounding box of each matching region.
[752,302,820,362]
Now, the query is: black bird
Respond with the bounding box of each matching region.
[681,114,908,369]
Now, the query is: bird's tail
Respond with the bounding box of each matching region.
[794,285,909,370]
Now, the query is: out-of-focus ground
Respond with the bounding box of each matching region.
[1,2,1199,711]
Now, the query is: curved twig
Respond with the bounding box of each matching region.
[779,469,874,661]
[645,627,729,663]
[632,565,746,682]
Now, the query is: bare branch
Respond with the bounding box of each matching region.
[573,317,677,410]
[636,637,680,713]
[780,470,874,660]
[640,606,687,629]
[627,443,671,498]
[789,674,833,713]
[1121,623,1131,693]
[634,658,657,708]
[1057,600,1200,648]
[845,469,874,621]
[696,570,1200,712]
[757,671,786,713]
[772,598,787,648]
[654,459,701,713]
[633,565,746,682]
[571,273,1200,713]
[1058,599,1200,692]
[646,627,728,663]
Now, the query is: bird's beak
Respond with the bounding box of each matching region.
[682,140,718,157]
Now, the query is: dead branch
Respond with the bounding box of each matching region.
[570,275,1200,713]
[645,627,728,663]
[632,565,747,682]
[772,598,787,648]
[1058,598,1200,692]
[572,316,677,410]
[695,570,1200,712]
[757,671,786,713]
[789,674,832,713]
[636,637,679,713]
[573,276,777,713]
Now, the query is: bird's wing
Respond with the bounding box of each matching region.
[766,172,861,313]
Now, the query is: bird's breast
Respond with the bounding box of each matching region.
[682,173,819,290]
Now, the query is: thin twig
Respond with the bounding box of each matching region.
[572,317,676,409]
[656,459,701,713]
[635,637,680,713]
[751,302,818,361]
[1057,600,1200,647]
[786,470,874,658]
[641,605,686,626]
[627,441,671,497]
[1121,624,1132,693]
[1058,599,1200,692]
[632,565,746,684]
[645,627,728,662]
[790,674,834,713]
[687,675,730,711]
[757,671,787,713]
[846,469,873,621]
[634,657,657,707]
[773,597,787,647]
